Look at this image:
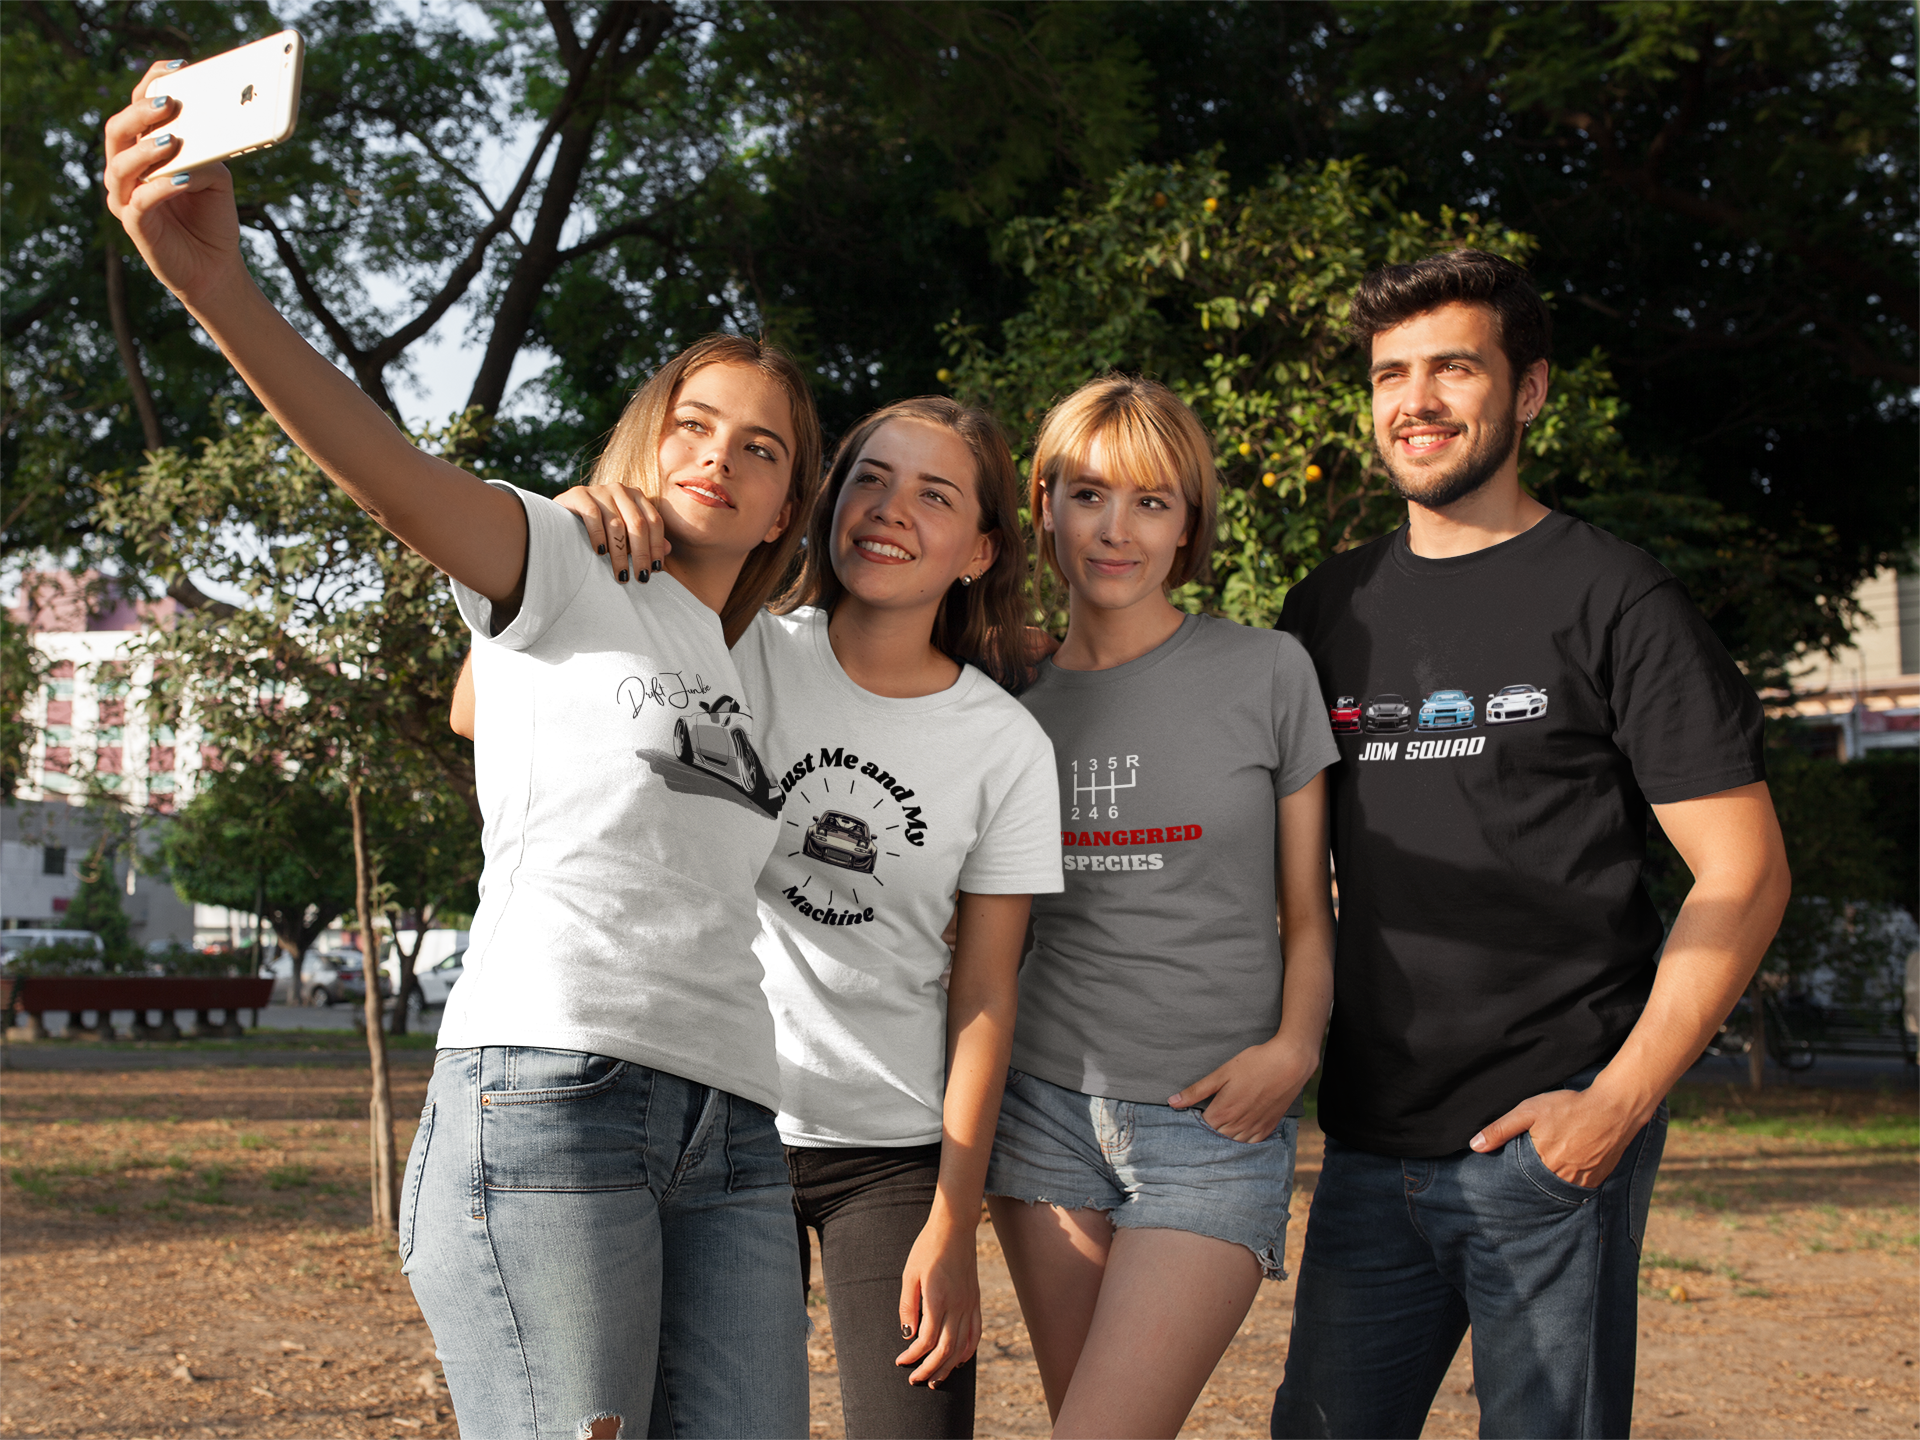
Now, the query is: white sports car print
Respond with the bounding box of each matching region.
[802,810,879,874]
[1486,683,1549,724]
[672,696,777,806]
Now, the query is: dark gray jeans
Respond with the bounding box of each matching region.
[1271,1091,1668,1439]
[788,1143,976,1439]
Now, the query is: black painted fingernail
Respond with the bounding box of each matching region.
[164,58,186,70]
[616,569,627,583]
[638,571,649,584]
[151,95,170,108]
[901,1323,913,1339]
[596,544,607,555]
[152,133,174,147]
[651,559,661,572]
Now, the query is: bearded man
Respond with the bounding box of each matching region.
[1270,249,1791,1440]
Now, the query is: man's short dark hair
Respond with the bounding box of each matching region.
[1348,248,1552,387]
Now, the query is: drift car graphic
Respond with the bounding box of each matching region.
[1363,694,1412,733]
[1329,696,1362,733]
[1487,683,1549,723]
[1417,689,1477,730]
[672,696,776,806]
[803,810,879,873]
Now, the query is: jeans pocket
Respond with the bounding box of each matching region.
[1514,1130,1599,1206]
[479,1049,649,1193]
[1188,1106,1291,1146]
[397,1101,435,1268]
[725,1095,790,1193]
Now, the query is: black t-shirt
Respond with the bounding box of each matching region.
[1279,510,1765,1157]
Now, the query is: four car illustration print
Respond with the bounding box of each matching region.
[1331,685,1549,734]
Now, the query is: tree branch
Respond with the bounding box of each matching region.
[244,207,400,415]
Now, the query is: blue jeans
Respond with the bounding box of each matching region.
[400,1048,808,1439]
[1271,1097,1667,1439]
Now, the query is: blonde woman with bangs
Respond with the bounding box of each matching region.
[985,376,1339,1437]
[107,65,826,1436]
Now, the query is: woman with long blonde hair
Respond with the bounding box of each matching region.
[107,62,825,1437]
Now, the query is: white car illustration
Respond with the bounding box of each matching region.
[672,695,776,806]
[1486,683,1549,724]
[803,810,879,873]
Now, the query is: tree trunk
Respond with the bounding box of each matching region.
[1747,976,1765,1092]
[351,780,399,1234]
[103,227,164,452]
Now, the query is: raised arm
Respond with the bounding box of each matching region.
[104,61,526,606]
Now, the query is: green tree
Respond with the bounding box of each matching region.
[944,152,1634,625]
[159,764,357,988]
[0,610,50,797]
[97,410,481,1232]
[63,832,132,965]
[374,785,481,1036]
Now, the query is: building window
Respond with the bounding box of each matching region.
[42,846,66,876]
[1898,567,1919,678]
[97,746,123,774]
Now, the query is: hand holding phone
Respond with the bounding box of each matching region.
[148,31,304,176]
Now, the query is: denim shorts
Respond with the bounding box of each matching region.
[985,1066,1297,1279]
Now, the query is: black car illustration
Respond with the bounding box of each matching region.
[672,696,775,806]
[803,810,879,873]
[1363,693,1412,733]
[1486,683,1549,724]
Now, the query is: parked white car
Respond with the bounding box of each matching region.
[0,929,103,971]
[382,930,470,1009]
[259,949,364,1006]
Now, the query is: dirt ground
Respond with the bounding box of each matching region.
[0,1052,1914,1440]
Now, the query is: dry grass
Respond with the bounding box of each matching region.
[1,1061,1914,1439]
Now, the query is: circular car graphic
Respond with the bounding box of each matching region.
[672,696,775,806]
[1363,693,1412,733]
[1486,683,1549,724]
[1417,688,1477,731]
[802,810,879,873]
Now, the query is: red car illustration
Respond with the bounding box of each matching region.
[1329,696,1362,733]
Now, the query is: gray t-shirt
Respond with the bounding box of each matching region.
[1012,614,1339,1103]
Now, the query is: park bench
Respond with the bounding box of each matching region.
[1792,1001,1918,1066]
[0,975,274,1040]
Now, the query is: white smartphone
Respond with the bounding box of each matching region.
[154,30,305,176]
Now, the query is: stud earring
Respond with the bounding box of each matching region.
[959,574,974,587]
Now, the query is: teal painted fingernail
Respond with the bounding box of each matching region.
[151,95,170,108]
[164,58,186,70]
[152,133,174,147]
[170,173,191,187]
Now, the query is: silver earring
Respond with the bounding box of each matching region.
[959,574,973,587]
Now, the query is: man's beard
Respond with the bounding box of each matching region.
[1378,398,1519,509]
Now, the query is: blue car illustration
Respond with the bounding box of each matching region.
[1417,689,1476,730]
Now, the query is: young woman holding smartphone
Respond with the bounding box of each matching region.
[542,398,1062,1438]
[107,62,824,1439]
[986,376,1339,1438]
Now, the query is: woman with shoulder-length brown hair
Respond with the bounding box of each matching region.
[556,395,1063,1439]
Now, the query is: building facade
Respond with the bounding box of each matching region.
[1783,563,1920,760]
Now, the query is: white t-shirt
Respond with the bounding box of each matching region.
[733,607,1063,1147]
[439,484,784,1109]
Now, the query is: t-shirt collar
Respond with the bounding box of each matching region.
[1387,508,1571,579]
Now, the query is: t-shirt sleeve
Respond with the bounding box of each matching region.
[1271,630,1341,798]
[957,722,1064,895]
[450,482,594,650]
[1608,577,1766,804]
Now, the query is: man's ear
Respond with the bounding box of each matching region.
[1520,358,1550,423]
[762,498,794,546]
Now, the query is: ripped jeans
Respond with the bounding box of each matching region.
[401,1048,808,1439]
